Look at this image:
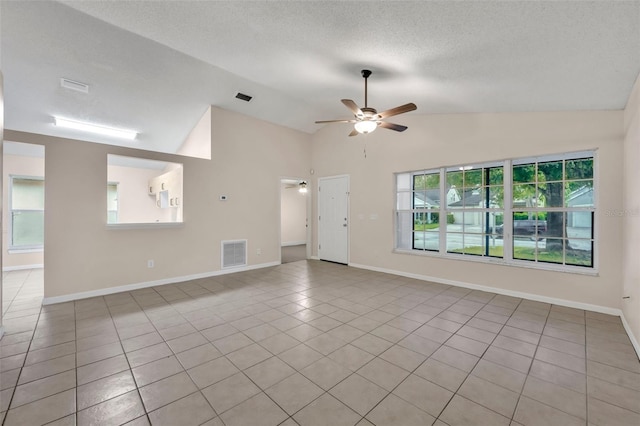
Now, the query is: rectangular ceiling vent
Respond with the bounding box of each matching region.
[222,240,247,269]
[235,92,253,102]
[60,78,89,94]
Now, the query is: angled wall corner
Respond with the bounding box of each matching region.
[176,106,212,160]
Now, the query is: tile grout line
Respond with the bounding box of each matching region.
[1,295,45,426]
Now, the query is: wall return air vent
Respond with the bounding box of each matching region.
[222,240,247,269]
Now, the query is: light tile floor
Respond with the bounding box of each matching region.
[1,261,639,425]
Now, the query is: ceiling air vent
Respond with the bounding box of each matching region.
[60,78,89,94]
[235,92,252,102]
[222,240,247,269]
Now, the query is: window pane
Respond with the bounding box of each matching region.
[513,238,536,262]
[565,240,593,267]
[447,171,463,188]
[538,160,563,181]
[545,212,564,239]
[397,173,411,191]
[12,211,44,247]
[462,213,484,233]
[461,235,502,257]
[513,164,535,183]
[566,158,593,179]
[565,181,593,207]
[513,184,538,206]
[446,232,463,253]
[397,191,412,210]
[414,231,439,251]
[12,178,44,210]
[538,239,564,265]
[414,173,439,190]
[489,167,503,185]
[414,211,440,228]
[396,211,413,250]
[567,212,593,237]
[540,182,564,207]
[464,169,482,187]
[462,189,482,207]
[489,186,504,208]
[512,212,546,238]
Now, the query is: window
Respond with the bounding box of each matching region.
[10,176,44,249]
[395,151,595,271]
[445,164,504,258]
[512,156,594,267]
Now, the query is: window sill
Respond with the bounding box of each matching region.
[106,222,184,230]
[8,248,44,254]
[392,248,599,276]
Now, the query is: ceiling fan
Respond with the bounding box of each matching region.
[315,69,417,136]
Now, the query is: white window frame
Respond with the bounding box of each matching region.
[9,175,45,251]
[394,150,597,275]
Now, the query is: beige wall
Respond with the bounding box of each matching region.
[622,74,640,348]
[311,111,624,310]
[281,183,307,245]
[5,106,312,299]
[2,153,45,269]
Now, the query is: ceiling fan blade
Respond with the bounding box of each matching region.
[377,103,417,119]
[315,119,356,124]
[348,129,359,137]
[341,99,363,116]
[379,121,408,132]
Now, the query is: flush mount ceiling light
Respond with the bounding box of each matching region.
[315,69,417,136]
[299,181,308,193]
[53,117,138,140]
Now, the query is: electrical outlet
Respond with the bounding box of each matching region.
[257,248,262,255]
[147,259,154,268]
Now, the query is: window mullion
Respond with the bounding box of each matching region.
[503,160,513,261]
[439,168,446,254]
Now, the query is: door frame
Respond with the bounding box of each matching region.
[278,176,312,263]
[317,174,350,265]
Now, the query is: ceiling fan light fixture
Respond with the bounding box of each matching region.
[354,120,377,134]
[298,181,308,193]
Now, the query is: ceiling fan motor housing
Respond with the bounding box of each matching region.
[360,107,378,120]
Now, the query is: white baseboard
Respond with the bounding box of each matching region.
[42,261,280,306]
[620,312,640,359]
[3,264,44,272]
[282,241,306,247]
[310,255,320,260]
[349,262,622,317]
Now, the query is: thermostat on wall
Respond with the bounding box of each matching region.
[219,195,228,201]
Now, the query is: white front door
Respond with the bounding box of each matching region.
[318,175,349,264]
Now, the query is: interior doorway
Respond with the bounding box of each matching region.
[2,142,45,318]
[280,178,309,263]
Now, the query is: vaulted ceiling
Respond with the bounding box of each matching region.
[2,1,639,154]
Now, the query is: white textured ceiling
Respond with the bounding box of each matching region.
[2,1,639,154]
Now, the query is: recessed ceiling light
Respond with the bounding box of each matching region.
[53,117,137,140]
